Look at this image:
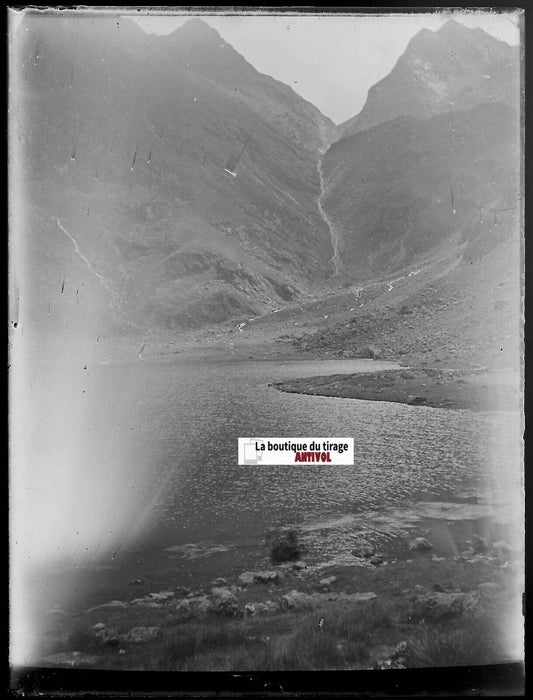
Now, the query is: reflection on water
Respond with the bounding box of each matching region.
[11,355,523,661]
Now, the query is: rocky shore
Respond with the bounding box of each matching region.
[38,531,520,671]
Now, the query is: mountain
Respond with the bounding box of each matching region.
[319,21,521,279]
[321,101,520,277]
[340,20,520,139]
[11,15,336,334]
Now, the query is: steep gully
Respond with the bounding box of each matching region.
[317,155,343,276]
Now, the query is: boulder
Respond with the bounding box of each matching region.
[319,576,337,589]
[211,577,228,586]
[210,587,241,617]
[94,626,120,646]
[279,590,317,610]
[408,537,433,551]
[413,591,482,620]
[131,592,174,607]
[356,345,381,359]
[124,626,160,643]
[254,570,281,584]
[170,595,211,614]
[244,600,278,616]
[238,570,280,585]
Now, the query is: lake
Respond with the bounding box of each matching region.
[11,354,522,660]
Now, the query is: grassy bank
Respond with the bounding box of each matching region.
[38,539,521,671]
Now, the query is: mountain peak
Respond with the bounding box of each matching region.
[339,16,518,139]
[437,18,470,33]
[176,17,222,39]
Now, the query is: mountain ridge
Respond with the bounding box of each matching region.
[339,19,519,139]
[13,14,338,334]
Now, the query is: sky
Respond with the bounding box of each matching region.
[128,10,522,124]
[9,8,521,123]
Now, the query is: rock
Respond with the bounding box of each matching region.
[409,537,433,551]
[472,535,489,553]
[370,555,384,566]
[131,592,174,607]
[94,626,120,646]
[128,579,144,586]
[254,570,281,584]
[210,587,241,617]
[357,345,381,359]
[41,652,101,667]
[124,626,160,643]
[413,591,482,620]
[244,600,278,616]
[238,570,280,585]
[93,622,106,631]
[211,577,227,586]
[319,576,337,589]
[171,595,211,614]
[279,590,316,610]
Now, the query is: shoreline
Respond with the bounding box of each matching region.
[271,366,520,412]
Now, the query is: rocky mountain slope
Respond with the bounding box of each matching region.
[12,16,336,334]
[321,101,520,277]
[281,21,521,370]
[340,19,520,138]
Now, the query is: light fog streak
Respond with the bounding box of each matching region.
[10,329,175,665]
[8,14,170,665]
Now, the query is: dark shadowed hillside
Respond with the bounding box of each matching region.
[12,16,336,334]
[321,102,520,277]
